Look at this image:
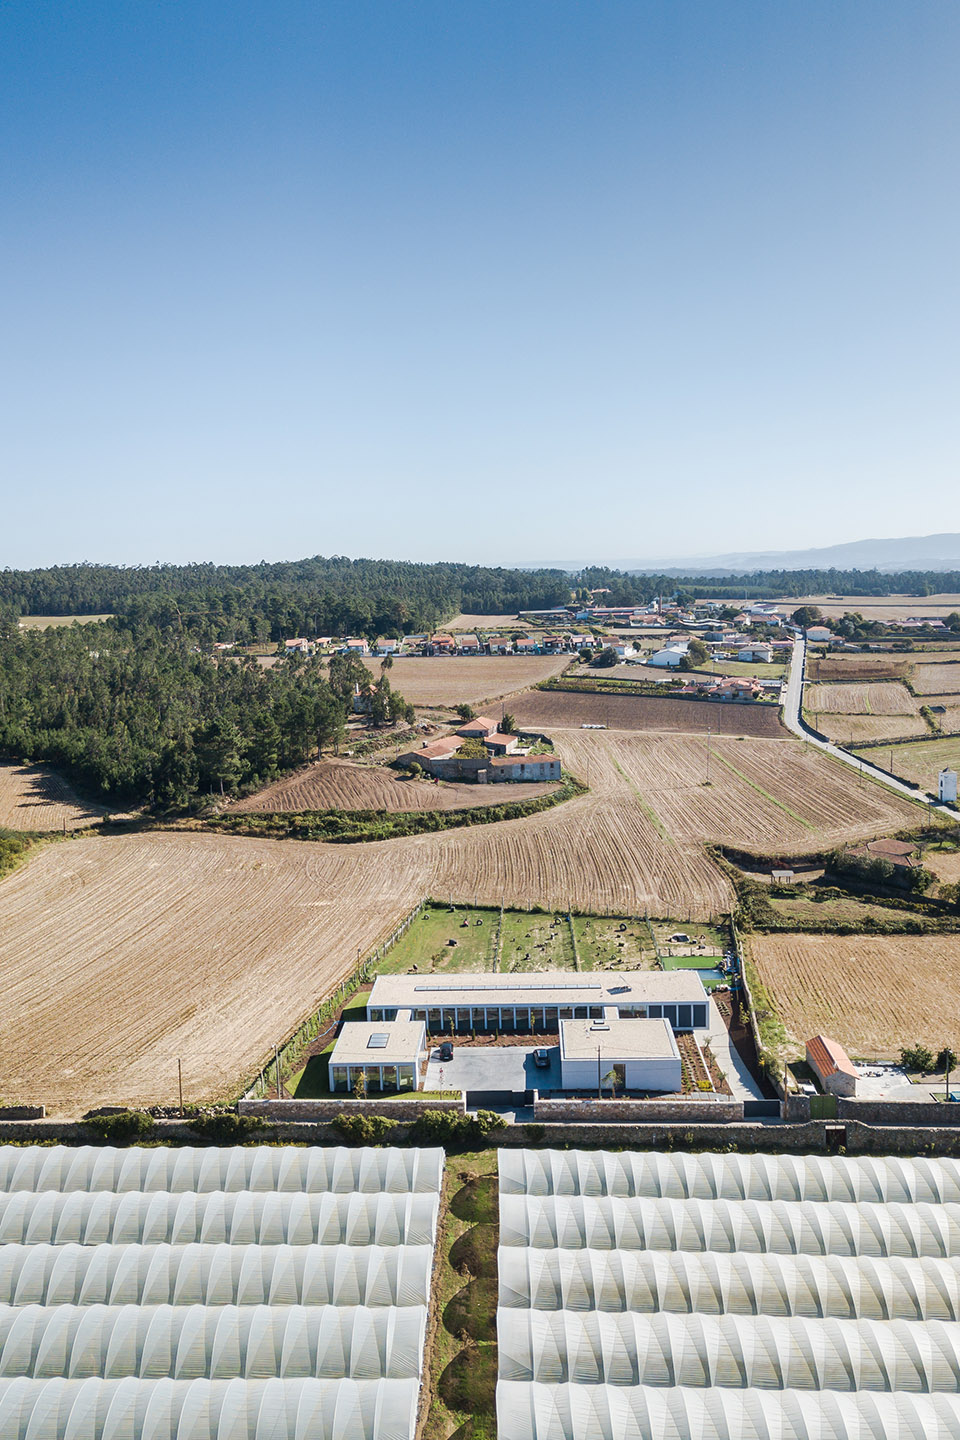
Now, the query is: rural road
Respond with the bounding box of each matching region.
[782,637,959,822]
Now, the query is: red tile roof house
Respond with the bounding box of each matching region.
[486,635,512,654]
[483,732,520,755]
[806,1034,858,1097]
[457,716,499,739]
[513,636,539,653]
[430,634,456,653]
[457,634,481,653]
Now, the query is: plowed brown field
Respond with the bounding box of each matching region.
[806,682,916,714]
[749,933,960,1058]
[913,663,960,695]
[360,655,568,706]
[0,832,435,1115]
[813,713,928,743]
[0,763,104,831]
[809,656,912,683]
[508,688,788,737]
[229,759,553,813]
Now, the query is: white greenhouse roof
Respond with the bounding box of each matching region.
[0,1303,428,1381]
[497,1246,960,1322]
[499,1148,960,1204]
[498,1193,960,1257]
[0,1243,434,1309]
[0,1146,444,1196]
[498,1308,960,1389]
[496,1381,960,1440]
[0,1191,439,1248]
[0,1376,420,1440]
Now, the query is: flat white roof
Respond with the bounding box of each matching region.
[559,1017,680,1062]
[368,969,708,1010]
[330,1020,426,1066]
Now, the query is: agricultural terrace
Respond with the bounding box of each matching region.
[358,654,569,707]
[925,844,960,887]
[913,661,960,694]
[446,612,524,630]
[229,758,555,814]
[851,736,960,797]
[808,654,913,684]
[508,687,788,737]
[0,762,104,832]
[748,932,960,1060]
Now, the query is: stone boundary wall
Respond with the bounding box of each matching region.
[238,1097,467,1122]
[838,1098,960,1126]
[783,1094,812,1122]
[0,1106,45,1121]
[532,1097,744,1123]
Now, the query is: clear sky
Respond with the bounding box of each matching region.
[1,1,958,569]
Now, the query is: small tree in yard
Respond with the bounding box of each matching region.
[456,703,476,721]
[686,637,709,666]
[593,647,619,668]
[499,712,516,734]
[353,1070,367,1100]
[458,738,488,758]
[900,1042,935,1074]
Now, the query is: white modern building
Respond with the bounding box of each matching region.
[648,642,689,668]
[328,1019,428,1093]
[939,768,958,803]
[366,970,710,1034]
[558,1017,681,1093]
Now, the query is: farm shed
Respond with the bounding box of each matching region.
[558,1016,681,1093]
[328,1019,428,1093]
[366,970,709,1034]
[496,1147,960,1440]
[488,755,561,781]
[457,716,499,738]
[649,642,689,667]
[806,1033,858,1097]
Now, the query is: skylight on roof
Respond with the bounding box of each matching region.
[367,1033,390,1049]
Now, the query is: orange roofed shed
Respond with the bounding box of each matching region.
[806,1034,858,1097]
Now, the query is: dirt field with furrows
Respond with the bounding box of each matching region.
[912,663,960,694]
[0,832,435,1115]
[360,655,569,706]
[445,613,522,630]
[808,655,913,683]
[749,933,960,1058]
[805,682,916,714]
[0,763,105,831]
[229,758,553,813]
[0,723,924,1113]
[926,848,960,885]
[813,713,929,744]
[507,687,789,737]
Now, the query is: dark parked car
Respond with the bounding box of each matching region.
[533,1048,551,1069]
[438,1041,454,1062]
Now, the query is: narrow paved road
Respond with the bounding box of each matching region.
[782,637,958,822]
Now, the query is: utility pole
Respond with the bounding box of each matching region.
[275,1042,282,1100]
[706,728,712,784]
[177,1058,183,1116]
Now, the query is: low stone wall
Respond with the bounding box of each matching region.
[843,1120,960,1156]
[783,1094,812,1123]
[0,1106,45,1121]
[838,1098,960,1126]
[237,1096,466,1122]
[533,1097,744,1124]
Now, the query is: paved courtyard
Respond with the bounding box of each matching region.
[424,1042,562,1094]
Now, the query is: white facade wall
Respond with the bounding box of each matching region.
[558,1056,680,1093]
[939,769,958,803]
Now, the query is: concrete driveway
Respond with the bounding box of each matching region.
[424,1042,561,1094]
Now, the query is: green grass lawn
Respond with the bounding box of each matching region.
[851,734,960,794]
[767,895,935,928]
[698,660,786,679]
[375,905,497,974]
[498,911,574,970]
[651,920,730,954]
[573,915,655,971]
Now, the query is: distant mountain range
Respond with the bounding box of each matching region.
[529,533,960,576]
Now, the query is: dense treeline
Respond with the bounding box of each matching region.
[0,620,351,808]
[1,557,957,641]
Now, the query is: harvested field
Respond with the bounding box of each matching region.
[781,594,960,621]
[508,687,789,737]
[851,735,960,796]
[229,758,553,814]
[0,831,434,1115]
[17,613,113,629]
[445,613,521,630]
[926,848,960,886]
[808,655,912,683]
[0,726,924,1113]
[0,763,104,832]
[359,655,568,707]
[812,713,928,744]
[805,682,916,714]
[749,932,960,1058]
[913,662,960,694]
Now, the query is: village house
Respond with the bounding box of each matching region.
[805,625,832,643]
[284,637,313,655]
[486,635,513,654]
[457,716,499,739]
[649,642,689,668]
[708,678,764,701]
[457,633,481,654]
[513,636,539,653]
[806,1034,858,1098]
[488,753,561,782]
[737,644,774,664]
[343,637,369,655]
[373,637,398,655]
[483,732,520,755]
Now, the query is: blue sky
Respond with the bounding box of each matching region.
[1,1,958,568]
